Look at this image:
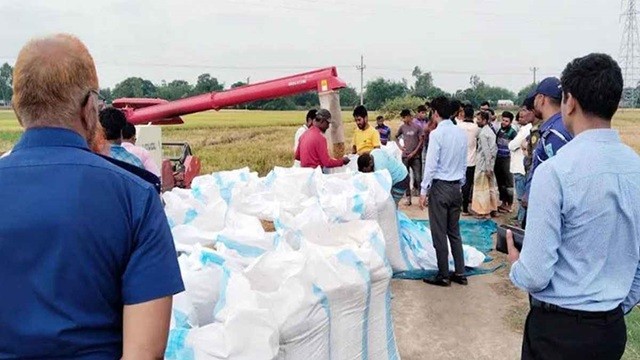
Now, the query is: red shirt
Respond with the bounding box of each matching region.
[295,126,343,168]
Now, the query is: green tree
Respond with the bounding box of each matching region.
[261,97,296,110]
[112,77,157,98]
[516,83,537,106]
[99,88,113,104]
[0,63,13,105]
[231,81,246,88]
[339,86,359,108]
[364,78,408,110]
[453,76,515,108]
[157,79,193,101]
[291,91,319,108]
[192,73,223,95]
[411,66,448,100]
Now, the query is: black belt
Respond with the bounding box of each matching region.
[530,298,621,319]
[433,179,460,184]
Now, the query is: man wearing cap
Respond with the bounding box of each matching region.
[507,53,640,359]
[295,108,350,170]
[521,77,573,217]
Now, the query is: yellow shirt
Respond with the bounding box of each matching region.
[352,125,381,154]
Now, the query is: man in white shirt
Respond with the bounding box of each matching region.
[293,109,316,167]
[457,105,480,215]
[508,108,533,225]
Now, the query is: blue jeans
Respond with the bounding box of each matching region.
[514,173,526,223]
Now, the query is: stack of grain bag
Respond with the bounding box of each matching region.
[162,165,486,359]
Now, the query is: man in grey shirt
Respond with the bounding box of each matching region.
[396,109,424,205]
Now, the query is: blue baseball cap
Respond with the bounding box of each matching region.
[523,77,563,108]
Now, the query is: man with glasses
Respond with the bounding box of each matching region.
[0,34,183,359]
[295,108,350,170]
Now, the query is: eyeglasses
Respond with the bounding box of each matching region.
[81,89,106,108]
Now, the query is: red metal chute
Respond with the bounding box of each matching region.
[115,67,347,125]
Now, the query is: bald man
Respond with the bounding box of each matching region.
[0,34,183,359]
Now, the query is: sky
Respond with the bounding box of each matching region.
[0,0,626,94]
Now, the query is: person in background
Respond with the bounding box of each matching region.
[488,108,500,132]
[413,104,429,128]
[458,105,480,215]
[508,53,640,360]
[480,101,491,112]
[375,115,391,146]
[122,122,161,177]
[396,109,424,205]
[521,77,573,224]
[419,96,468,287]
[449,99,464,125]
[352,105,381,154]
[0,33,183,359]
[296,108,350,170]
[495,111,517,213]
[99,108,145,168]
[293,109,316,166]
[421,110,438,170]
[508,109,532,225]
[471,111,498,219]
[358,150,409,206]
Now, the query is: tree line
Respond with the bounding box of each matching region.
[0,62,592,111]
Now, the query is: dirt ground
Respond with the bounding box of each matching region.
[392,199,529,360]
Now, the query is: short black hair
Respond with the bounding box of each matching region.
[480,101,490,107]
[357,152,373,172]
[99,107,127,140]
[464,105,474,119]
[122,122,136,139]
[417,105,427,113]
[425,101,431,107]
[376,115,384,120]
[431,96,452,119]
[353,105,368,118]
[400,109,412,118]
[477,111,490,122]
[561,53,623,120]
[488,108,495,116]
[306,109,317,121]
[501,111,514,121]
[515,111,521,122]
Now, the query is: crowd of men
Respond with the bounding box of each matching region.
[1,32,639,360]
[293,53,640,359]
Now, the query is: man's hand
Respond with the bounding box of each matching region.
[342,156,351,165]
[506,230,520,264]
[419,195,429,210]
[122,296,173,360]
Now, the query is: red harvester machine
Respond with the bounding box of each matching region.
[113,67,347,191]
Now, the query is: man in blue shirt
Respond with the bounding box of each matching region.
[375,115,391,146]
[419,96,468,287]
[0,34,184,359]
[357,149,409,205]
[507,53,640,359]
[99,107,145,168]
[521,77,573,219]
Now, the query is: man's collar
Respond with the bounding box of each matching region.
[12,127,90,152]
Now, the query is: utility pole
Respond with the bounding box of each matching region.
[356,55,366,105]
[246,76,250,85]
[529,67,539,85]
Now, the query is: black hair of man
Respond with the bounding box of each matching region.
[477,111,490,122]
[353,105,368,118]
[487,108,495,116]
[464,105,474,120]
[425,101,431,107]
[357,152,373,172]
[417,105,427,113]
[400,109,412,118]
[431,96,453,119]
[99,107,127,140]
[122,122,136,140]
[376,115,384,121]
[480,101,490,108]
[501,111,514,121]
[561,53,623,120]
[306,109,318,121]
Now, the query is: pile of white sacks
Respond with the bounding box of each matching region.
[163,153,486,359]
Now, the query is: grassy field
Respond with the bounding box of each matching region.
[1,108,640,357]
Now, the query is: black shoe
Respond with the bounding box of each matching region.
[451,274,468,285]
[423,275,451,287]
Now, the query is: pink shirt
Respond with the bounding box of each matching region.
[121,142,161,176]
